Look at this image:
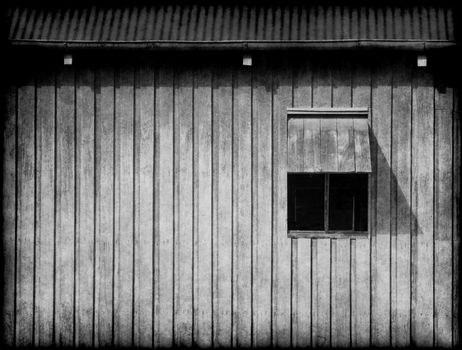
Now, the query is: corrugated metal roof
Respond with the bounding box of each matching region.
[6,3,457,49]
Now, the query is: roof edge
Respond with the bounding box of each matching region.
[8,39,458,51]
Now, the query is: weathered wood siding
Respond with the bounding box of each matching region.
[2,52,459,347]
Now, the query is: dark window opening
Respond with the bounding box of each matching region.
[288,173,368,232]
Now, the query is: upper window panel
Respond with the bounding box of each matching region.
[287,108,371,173]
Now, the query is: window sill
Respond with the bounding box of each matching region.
[288,230,369,239]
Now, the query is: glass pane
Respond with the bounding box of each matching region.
[329,174,368,231]
[288,174,325,230]
[353,175,368,231]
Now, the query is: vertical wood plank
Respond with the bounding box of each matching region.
[312,239,331,347]
[434,83,453,347]
[351,56,371,347]
[272,57,292,347]
[336,117,355,173]
[0,81,18,347]
[334,62,355,173]
[287,119,304,173]
[252,59,273,347]
[2,83,16,346]
[34,70,55,346]
[212,65,233,347]
[320,118,338,172]
[16,74,35,347]
[291,59,312,348]
[193,65,213,347]
[353,118,372,173]
[75,67,95,347]
[390,57,412,347]
[154,65,174,348]
[331,60,352,347]
[317,59,337,173]
[331,239,350,347]
[94,66,114,347]
[134,63,154,347]
[453,92,460,348]
[287,63,305,174]
[292,239,311,347]
[55,66,75,346]
[304,118,322,172]
[114,66,134,347]
[232,66,252,347]
[174,66,193,347]
[152,63,161,347]
[411,64,434,347]
[371,58,392,346]
[311,58,332,347]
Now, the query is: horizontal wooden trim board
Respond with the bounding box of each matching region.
[287,107,369,116]
[288,231,369,239]
[8,39,459,51]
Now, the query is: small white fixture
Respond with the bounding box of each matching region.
[417,55,427,67]
[243,54,252,66]
[64,54,73,65]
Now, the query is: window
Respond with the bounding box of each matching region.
[288,173,368,236]
[286,107,372,238]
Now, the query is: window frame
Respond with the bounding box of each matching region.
[287,173,370,239]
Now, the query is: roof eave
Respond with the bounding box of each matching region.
[8,39,458,51]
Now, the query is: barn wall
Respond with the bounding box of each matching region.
[2,52,459,347]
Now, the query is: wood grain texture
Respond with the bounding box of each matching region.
[331,239,350,347]
[173,66,194,347]
[34,69,55,347]
[154,64,174,348]
[411,65,434,347]
[391,56,412,347]
[304,117,322,172]
[320,118,338,172]
[453,93,460,348]
[75,67,95,347]
[2,84,16,347]
[193,65,213,347]
[134,63,154,347]
[272,58,292,347]
[252,60,273,347]
[287,118,304,173]
[94,66,115,347]
[55,67,75,347]
[2,54,458,348]
[16,74,35,347]
[212,65,233,347]
[354,118,372,172]
[114,66,134,347]
[289,114,368,175]
[232,66,252,347]
[371,58,392,347]
[336,117,355,173]
[434,83,453,347]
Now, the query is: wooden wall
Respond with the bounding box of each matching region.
[2,52,459,347]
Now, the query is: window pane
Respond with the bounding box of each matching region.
[353,175,368,231]
[288,174,325,230]
[328,174,368,231]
